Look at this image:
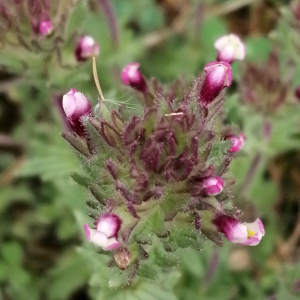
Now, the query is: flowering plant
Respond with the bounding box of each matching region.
[62,57,264,284]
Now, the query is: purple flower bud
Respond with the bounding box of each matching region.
[84,213,122,250]
[62,89,91,121]
[199,61,232,107]
[214,215,265,246]
[38,20,53,37]
[295,85,300,102]
[293,2,300,22]
[121,62,147,93]
[226,132,245,153]
[75,36,100,62]
[202,176,224,196]
[214,34,246,64]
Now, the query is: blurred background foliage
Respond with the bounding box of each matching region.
[1,0,300,299]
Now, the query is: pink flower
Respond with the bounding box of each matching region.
[121,62,147,93]
[199,61,232,107]
[38,20,53,37]
[84,213,122,250]
[191,176,224,197]
[62,89,91,136]
[214,34,246,64]
[202,176,224,196]
[214,215,265,246]
[226,132,245,153]
[62,89,91,120]
[75,36,100,62]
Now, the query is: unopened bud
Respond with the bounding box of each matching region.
[295,85,300,102]
[62,89,91,136]
[38,20,53,37]
[199,61,232,107]
[121,62,147,93]
[202,176,224,196]
[75,36,100,62]
[226,132,245,153]
[62,89,91,120]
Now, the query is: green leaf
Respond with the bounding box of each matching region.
[70,172,91,188]
[207,140,231,170]
[168,225,203,250]
[2,242,23,266]
[47,250,91,300]
[137,262,159,280]
[96,279,178,300]
[147,206,165,235]
[177,248,204,277]
[153,243,179,269]
[129,205,166,243]
[0,262,8,282]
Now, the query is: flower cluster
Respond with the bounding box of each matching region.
[0,0,56,38]
[62,58,264,282]
[0,0,100,68]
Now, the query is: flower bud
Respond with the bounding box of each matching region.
[84,213,122,250]
[213,215,265,246]
[191,175,224,197]
[62,89,91,136]
[121,62,147,93]
[226,132,245,153]
[295,85,300,102]
[62,89,91,121]
[75,36,100,62]
[38,20,53,37]
[199,61,232,107]
[202,176,224,196]
[214,34,245,64]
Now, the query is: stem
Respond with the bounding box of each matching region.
[209,0,259,17]
[92,57,105,102]
[241,152,262,196]
[240,119,271,195]
[98,0,119,47]
[204,250,219,286]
